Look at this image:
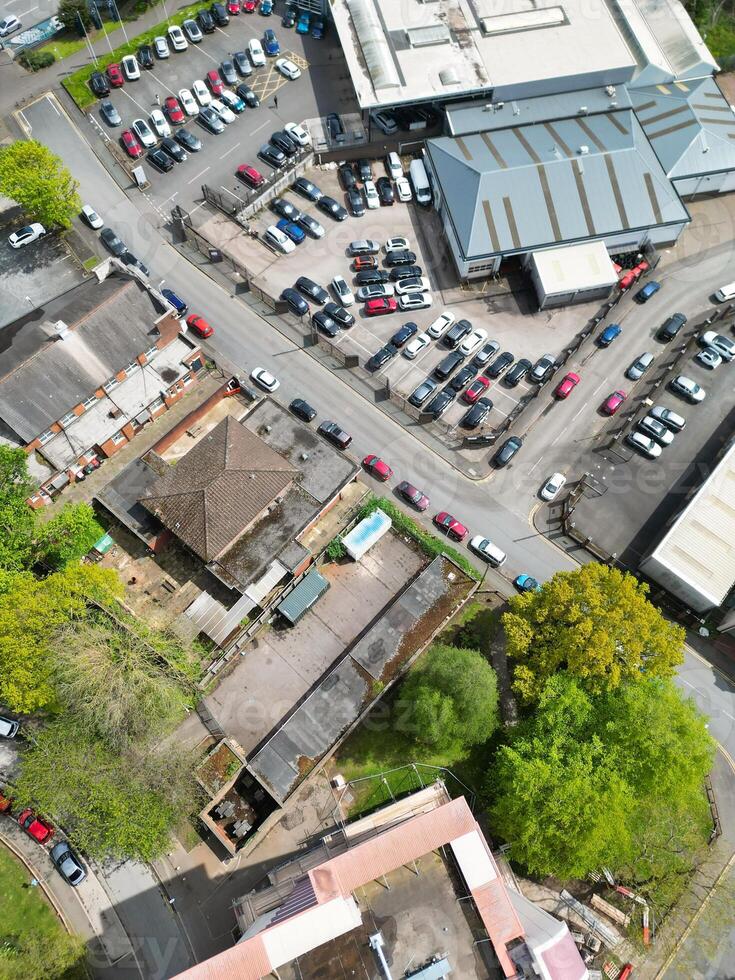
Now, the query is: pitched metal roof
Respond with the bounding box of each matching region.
[631,77,735,179]
[426,110,689,261]
[276,568,329,624]
[142,416,298,561]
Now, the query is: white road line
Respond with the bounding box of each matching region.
[221,141,241,158]
[591,379,608,399]
[680,679,735,722]
[220,185,246,205]
[189,201,207,214]
[571,400,589,423]
[45,94,60,116]
[160,190,179,206]
[215,26,230,37]
[188,166,210,184]
[17,5,37,16]
[527,458,542,475]
[119,88,148,114]
[197,47,219,64]
[249,121,268,136]
[550,429,565,447]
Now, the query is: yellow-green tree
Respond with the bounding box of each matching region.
[0,141,80,230]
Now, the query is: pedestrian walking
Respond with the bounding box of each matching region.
[273,95,278,110]
[155,93,161,106]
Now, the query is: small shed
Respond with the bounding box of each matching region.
[276,568,330,625]
[341,509,392,561]
[528,241,618,309]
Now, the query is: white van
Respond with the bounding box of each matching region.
[715,281,735,302]
[409,158,432,206]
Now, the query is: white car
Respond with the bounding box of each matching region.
[403,332,431,359]
[385,236,410,253]
[220,89,244,113]
[395,176,412,202]
[459,328,488,357]
[178,88,198,116]
[395,276,430,296]
[264,225,295,254]
[284,121,310,147]
[249,39,266,66]
[385,151,402,180]
[81,204,103,229]
[399,293,432,311]
[132,117,157,147]
[626,431,662,459]
[364,180,380,209]
[670,375,706,402]
[192,79,212,106]
[153,35,170,58]
[8,223,46,248]
[695,346,722,370]
[251,367,280,392]
[0,15,21,37]
[540,472,567,501]
[183,18,203,43]
[210,99,236,124]
[148,110,170,139]
[275,57,301,79]
[427,311,455,338]
[121,54,140,80]
[331,275,354,306]
[167,24,188,51]
[469,535,506,566]
[356,283,395,301]
[699,330,735,361]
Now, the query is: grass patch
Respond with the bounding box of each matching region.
[357,495,481,581]
[38,20,120,62]
[82,255,100,271]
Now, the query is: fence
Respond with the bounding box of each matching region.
[201,148,313,227]
[172,204,253,291]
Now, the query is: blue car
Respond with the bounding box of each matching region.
[276,218,305,244]
[263,28,280,55]
[635,280,661,303]
[259,0,273,14]
[296,11,309,33]
[311,18,324,38]
[514,574,541,593]
[161,288,188,317]
[598,323,622,347]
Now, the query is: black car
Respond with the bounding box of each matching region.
[461,397,493,429]
[147,148,175,173]
[408,378,437,407]
[356,158,372,181]
[137,43,154,68]
[258,143,286,168]
[485,351,515,378]
[367,344,398,371]
[293,176,322,201]
[313,310,339,337]
[294,213,324,238]
[318,420,352,449]
[270,130,298,156]
[338,163,357,190]
[326,113,345,143]
[197,8,215,32]
[504,358,532,387]
[281,287,309,315]
[323,302,354,328]
[355,269,389,286]
[220,59,237,85]
[290,398,316,422]
[444,319,472,349]
[385,250,417,267]
[448,365,476,392]
[175,128,202,151]
[160,137,187,162]
[658,312,687,341]
[434,351,464,381]
[390,265,422,282]
[271,197,300,220]
[282,6,296,27]
[493,435,523,468]
[317,196,348,221]
[347,188,365,216]
[295,276,329,304]
[233,50,251,75]
[121,251,150,276]
[391,322,418,347]
[100,99,121,126]
[530,354,556,384]
[236,84,260,107]
[100,227,126,256]
[425,389,455,419]
[210,2,229,26]
[376,176,394,205]
[89,71,110,97]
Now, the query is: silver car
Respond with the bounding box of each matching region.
[626,431,662,458]
[0,715,19,738]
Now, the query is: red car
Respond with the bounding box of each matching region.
[121,129,142,159]
[227,0,241,12]
[206,69,224,95]
[353,255,377,271]
[106,62,124,87]
[434,511,468,542]
[237,164,264,188]
[164,95,185,124]
[18,808,54,845]
[186,314,214,338]
[602,389,627,415]
[397,481,429,511]
[619,270,636,290]
[362,454,393,481]
[365,297,397,316]
[463,376,490,404]
[554,372,580,399]
[243,0,256,10]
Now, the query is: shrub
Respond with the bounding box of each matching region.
[325,536,346,561]
[19,49,56,71]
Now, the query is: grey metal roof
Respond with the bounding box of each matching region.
[276,568,330,625]
[426,110,689,261]
[633,0,717,79]
[631,77,735,180]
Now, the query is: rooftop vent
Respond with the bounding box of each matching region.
[406,23,450,47]
[439,66,460,85]
[53,320,71,341]
[300,452,309,461]
[578,145,589,155]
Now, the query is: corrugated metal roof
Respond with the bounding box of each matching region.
[276,568,329,624]
[427,110,688,261]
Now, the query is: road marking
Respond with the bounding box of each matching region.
[197,47,219,64]
[591,379,608,399]
[220,185,246,205]
[45,94,60,116]
[160,190,179,207]
[188,166,210,184]
[15,109,31,136]
[249,121,268,136]
[680,678,735,722]
[571,400,589,422]
[221,141,241,158]
[527,458,542,475]
[17,5,37,16]
[119,88,148,114]
[215,25,230,37]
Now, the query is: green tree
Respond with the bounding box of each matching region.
[36,503,103,570]
[0,446,37,572]
[0,928,87,980]
[57,0,91,32]
[503,563,684,704]
[0,141,80,230]
[399,644,499,754]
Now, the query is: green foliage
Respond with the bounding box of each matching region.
[0,447,36,573]
[0,141,80,230]
[18,49,55,71]
[358,495,480,580]
[58,0,92,31]
[36,503,103,570]
[400,644,499,754]
[325,536,346,561]
[503,563,685,703]
[489,674,714,886]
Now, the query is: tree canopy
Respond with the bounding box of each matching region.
[36,503,104,571]
[0,141,80,230]
[0,446,37,572]
[399,644,499,754]
[503,563,685,703]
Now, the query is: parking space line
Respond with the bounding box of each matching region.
[214,26,230,38]
[220,185,246,206]
[188,166,210,184]
[197,47,220,64]
[249,121,268,136]
[571,400,589,422]
[45,94,60,116]
[221,141,241,158]
[119,88,149,114]
[160,191,179,207]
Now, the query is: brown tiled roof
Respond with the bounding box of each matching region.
[141,416,297,561]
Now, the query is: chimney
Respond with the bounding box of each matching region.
[54,320,71,341]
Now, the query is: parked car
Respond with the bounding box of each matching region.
[554,372,580,399]
[635,280,661,303]
[0,716,19,739]
[285,121,310,147]
[699,331,735,361]
[504,358,532,386]
[263,225,294,253]
[395,176,412,202]
[211,98,236,124]
[281,287,309,316]
[317,196,348,220]
[363,454,393,481]
[458,328,487,357]
[331,275,354,306]
[197,8,215,32]
[485,351,514,378]
[175,128,202,152]
[403,332,430,359]
[385,236,410,253]
[236,83,260,107]
[8,223,46,249]
[121,54,140,80]
[473,341,500,369]
[50,842,86,886]
[649,405,686,431]
[164,95,185,124]
[602,389,627,415]
[120,251,148,276]
[339,163,357,190]
[237,164,264,187]
[493,436,523,467]
[349,239,380,256]
[376,177,394,205]
[149,109,171,138]
[365,298,397,316]
[637,415,674,446]
[312,310,339,337]
[434,512,468,541]
[290,398,316,422]
[385,249,417,267]
[395,276,430,297]
[263,27,279,55]
[89,70,111,97]
[347,188,365,217]
[448,365,476,393]
[100,227,126,256]
[424,389,455,419]
[153,35,170,58]
[192,79,212,106]
[186,314,214,338]
[250,367,279,391]
[161,288,188,317]
[367,344,399,371]
[100,100,121,126]
[398,293,432,311]
[323,302,354,328]
[167,24,188,51]
[81,204,103,229]
[530,354,555,383]
[294,213,324,238]
[469,536,506,566]
[696,346,722,369]
[220,59,237,84]
[295,276,329,303]
[0,14,22,37]
[318,420,352,449]
[515,574,540,593]
[463,376,490,404]
[372,108,398,135]
[147,148,174,172]
[658,312,687,341]
[183,19,203,42]
[178,88,199,116]
[206,69,224,95]
[598,323,622,347]
[257,142,284,166]
[540,472,567,501]
[363,180,379,209]
[427,312,455,339]
[293,176,322,201]
[276,57,301,79]
[18,809,54,844]
[106,62,124,87]
[276,218,305,244]
[626,351,654,381]
[353,255,377,272]
[627,431,662,459]
[460,397,492,429]
[132,117,157,147]
[233,50,252,75]
[390,265,422,282]
[408,378,438,408]
[397,481,429,510]
[210,2,230,26]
